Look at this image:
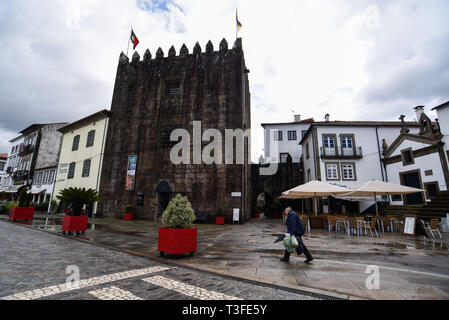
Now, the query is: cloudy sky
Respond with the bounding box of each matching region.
[0,0,448,161]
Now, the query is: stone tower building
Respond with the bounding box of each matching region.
[97,38,251,222]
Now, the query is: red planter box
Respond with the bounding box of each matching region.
[124,213,134,220]
[254,212,260,218]
[273,212,279,218]
[158,228,197,256]
[9,207,34,222]
[62,215,88,234]
[216,217,225,224]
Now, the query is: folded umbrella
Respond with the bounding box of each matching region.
[273,234,286,244]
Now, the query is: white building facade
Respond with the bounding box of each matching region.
[0,135,24,196]
[262,115,314,163]
[52,110,110,216]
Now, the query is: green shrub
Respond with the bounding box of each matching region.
[5,202,18,213]
[125,204,134,213]
[56,187,100,216]
[162,194,195,229]
[216,208,224,217]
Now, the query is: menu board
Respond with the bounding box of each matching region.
[403,216,417,235]
[233,208,240,224]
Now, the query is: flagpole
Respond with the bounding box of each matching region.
[126,26,132,57]
[236,9,238,40]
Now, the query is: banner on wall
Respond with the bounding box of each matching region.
[125,155,137,190]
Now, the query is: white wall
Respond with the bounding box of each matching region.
[263,122,311,163]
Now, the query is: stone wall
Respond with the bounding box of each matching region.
[98,38,251,223]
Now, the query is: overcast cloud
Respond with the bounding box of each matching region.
[0,0,448,161]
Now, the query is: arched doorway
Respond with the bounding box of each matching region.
[156,181,171,217]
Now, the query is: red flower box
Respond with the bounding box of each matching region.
[157,228,197,256]
[62,215,88,234]
[273,212,279,218]
[216,217,225,224]
[254,212,260,218]
[124,213,134,220]
[9,207,34,222]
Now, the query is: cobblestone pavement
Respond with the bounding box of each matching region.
[0,221,320,300]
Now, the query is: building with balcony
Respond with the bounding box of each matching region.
[0,135,24,197]
[4,123,68,202]
[299,115,421,213]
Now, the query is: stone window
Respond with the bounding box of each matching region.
[306,142,310,159]
[165,80,181,95]
[49,170,55,183]
[86,130,95,147]
[68,162,76,179]
[401,148,414,166]
[341,136,353,148]
[324,136,335,148]
[274,131,283,141]
[43,170,49,184]
[287,131,297,140]
[72,135,80,151]
[82,159,91,177]
[325,163,339,180]
[341,163,356,180]
[37,172,43,184]
[307,169,311,182]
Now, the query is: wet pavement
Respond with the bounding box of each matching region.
[1,213,449,300]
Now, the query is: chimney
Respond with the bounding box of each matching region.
[325,114,330,122]
[414,106,424,121]
[294,114,301,122]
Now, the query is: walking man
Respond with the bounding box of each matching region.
[280,207,314,264]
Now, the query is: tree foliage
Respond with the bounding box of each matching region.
[162,194,195,229]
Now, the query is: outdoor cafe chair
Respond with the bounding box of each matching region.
[336,217,349,235]
[348,219,362,236]
[300,215,311,234]
[379,216,394,233]
[327,216,337,232]
[363,218,378,237]
[422,219,443,239]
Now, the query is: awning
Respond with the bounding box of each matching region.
[5,186,20,193]
[0,187,8,193]
[30,188,46,194]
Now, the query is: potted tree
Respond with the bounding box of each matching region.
[9,188,34,222]
[216,208,225,224]
[158,194,197,257]
[56,187,100,235]
[124,204,135,220]
[254,206,261,218]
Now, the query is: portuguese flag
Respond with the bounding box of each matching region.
[130,29,139,50]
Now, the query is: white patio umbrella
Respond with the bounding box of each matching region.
[280,180,352,215]
[340,180,425,216]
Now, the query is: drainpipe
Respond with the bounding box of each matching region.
[94,116,109,217]
[375,126,385,181]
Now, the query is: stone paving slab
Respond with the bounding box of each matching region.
[2,214,449,300]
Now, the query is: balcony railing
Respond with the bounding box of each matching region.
[320,146,363,159]
[18,144,34,156]
[12,170,28,182]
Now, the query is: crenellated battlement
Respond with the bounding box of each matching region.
[119,38,243,64]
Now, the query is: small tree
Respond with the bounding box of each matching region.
[56,187,100,216]
[125,204,135,213]
[162,194,195,229]
[216,208,224,217]
[18,188,32,208]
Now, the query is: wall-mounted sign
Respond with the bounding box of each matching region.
[231,192,242,197]
[125,155,137,190]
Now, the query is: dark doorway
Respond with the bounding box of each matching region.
[401,171,424,205]
[156,181,171,217]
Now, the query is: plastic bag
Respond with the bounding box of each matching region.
[283,233,297,253]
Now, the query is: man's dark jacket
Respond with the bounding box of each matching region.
[286,211,305,237]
